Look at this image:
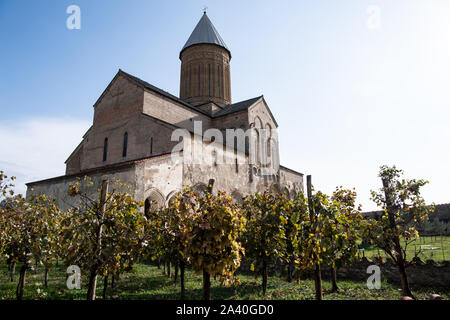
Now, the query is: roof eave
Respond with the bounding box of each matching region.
[179,42,231,60]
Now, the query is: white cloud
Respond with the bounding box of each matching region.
[0,117,91,196]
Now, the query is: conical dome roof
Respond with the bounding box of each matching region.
[181,13,230,57]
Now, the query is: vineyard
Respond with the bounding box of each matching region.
[0,166,447,301]
[0,263,448,300]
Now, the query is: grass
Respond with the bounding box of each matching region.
[0,262,448,300]
[361,236,450,262]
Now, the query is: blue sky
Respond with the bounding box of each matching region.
[1,0,449,210]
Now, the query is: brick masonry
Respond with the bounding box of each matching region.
[27,16,304,212]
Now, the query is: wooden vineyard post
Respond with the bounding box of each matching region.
[87,179,109,300]
[202,178,215,300]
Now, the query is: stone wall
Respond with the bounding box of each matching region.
[212,110,250,132]
[248,99,278,130]
[143,90,211,132]
[27,163,138,211]
[240,257,450,289]
[93,74,144,128]
[65,143,83,175]
[279,166,304,197]
[138,154,183,204]
[78,74,145,171]
[323,258,450,289]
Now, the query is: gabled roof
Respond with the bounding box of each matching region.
[94,69,210,117]
[93,70,278,125]
[64,126,92,164]
[181,13,230,57]
[213,95,279,128]
[280,165,304,177]
[119,70,210,116]
[213,96,262,117]
[256,96,279,128]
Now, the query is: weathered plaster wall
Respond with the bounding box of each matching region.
[280,167,304,197]
[27,164,137,211]
[135,154,184,206]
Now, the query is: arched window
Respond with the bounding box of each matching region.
[255,129,261,165]
[217,65,221,97]
[265,123,272,158]
[189,66,192,98]
[150,137,153,155]
[144,188,165,217]
[185,67,188,97]
[103,138,108,162]
[212,150,217,166]
[197,64,201,96]
[208,64,211,96]
[122,132,128,158]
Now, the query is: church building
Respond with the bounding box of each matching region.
[26,13,303,210]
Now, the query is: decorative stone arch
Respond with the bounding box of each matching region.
[253,116,263,129]
[144,187,165,216]
[282,187,290,198]
[269,183,280,193]
[262,123,272,159]
[269,137,278,165]
[165,190,180,207]
[293,184,301,196]
[231,190,244,204]
[251,128,260,165]
[193,182,209,196]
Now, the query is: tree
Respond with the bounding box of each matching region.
[2,196,33,300]
[146,188,198,299]
[280,192,308,283]
[62,177,147,300]
[185,188,246,300]
[0,193,58,300]
[0,171,17,282]
[363,165,431,298]
[0,170,15,199]
[321,187,363,292]
[29,195,60,288]
[297,185,326,300]
[1,171,60,298]
[242,190,287,295]
[0,171,18,282]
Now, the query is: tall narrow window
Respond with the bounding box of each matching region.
[197,64,201,96]
[217,65,221,97]
[122,132,128,157]
[212,150,217,166]
[150,137,153,155]
[189,66,192,97]
[256,130,261,165]
[208,64,211,96]
[185,67,188,97]
[103,138,108,162]
[221,66,224,98]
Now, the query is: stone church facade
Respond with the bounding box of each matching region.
[26,13,303,211]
